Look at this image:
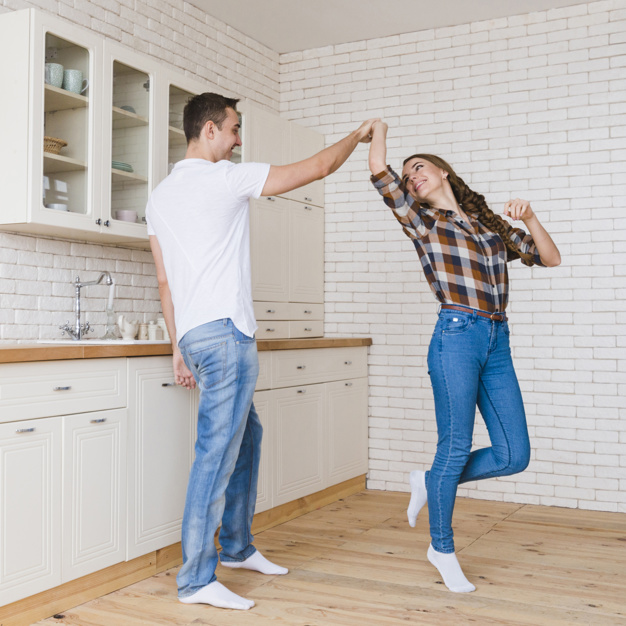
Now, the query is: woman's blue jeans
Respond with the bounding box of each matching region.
[426,308,530,553]
[176,319,262,598]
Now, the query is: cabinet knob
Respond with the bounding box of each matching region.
[104,220,110,227]
[296,365,306,370]
[95,219,102,226]
[305,197,313,202]
[304,328,312,332]
[297,389,306,394]
[15,427,35,433]
[162,382,176,387]
[344,361,352,365]
[53,386,71,391]
[90,418,107,424]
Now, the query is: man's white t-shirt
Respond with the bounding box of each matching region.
[146,158,270,344]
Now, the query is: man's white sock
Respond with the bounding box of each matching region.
[179,580,254,610]
[427,544,475,593]
[221,550,288,575]
[407,470,427,527]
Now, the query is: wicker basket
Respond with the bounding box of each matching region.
[43,136,67,155]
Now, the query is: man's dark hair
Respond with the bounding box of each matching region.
[183,92,240,143]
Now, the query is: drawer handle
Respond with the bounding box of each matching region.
[297,365,306,370]
[305,196,313,202]
[15,427,35,433]
[90,418,107,424]
[53,386,71,391]
[297,389,306,394]
[267,196,275,202]
[304,310,312,314]
[304,328,312,332]
[345,382,353,387]
[266,309,275,314]
[304,205,312,211]
[162,382,176,387]
[265,328,275,332]
[344,361,352,365]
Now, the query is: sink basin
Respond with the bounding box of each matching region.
[36,339,170,345]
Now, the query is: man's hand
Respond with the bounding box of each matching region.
[173,350,196,390]
[355,118,381,143]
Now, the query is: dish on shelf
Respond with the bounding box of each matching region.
[112,160,134,172]
[120,105,136,114]
[43,136,67,155]
[44,203,68,211]
[114,209,138,222]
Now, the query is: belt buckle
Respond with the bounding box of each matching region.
[490,312,500,321]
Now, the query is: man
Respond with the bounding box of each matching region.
[147,92,377,611]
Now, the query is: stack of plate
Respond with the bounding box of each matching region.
[112,160,134,172]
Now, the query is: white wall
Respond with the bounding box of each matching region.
[280,0,626,512]
[0,0,279,340]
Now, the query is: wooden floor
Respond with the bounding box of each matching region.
[37,491,626,625]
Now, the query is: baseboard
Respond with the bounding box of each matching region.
[0,475,366,626]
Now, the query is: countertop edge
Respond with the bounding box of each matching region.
[0,337,373,363]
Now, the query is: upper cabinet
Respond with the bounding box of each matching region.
[0,10,325,247]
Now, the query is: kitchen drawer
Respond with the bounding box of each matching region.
[256,352,271,391]
[0,359,127,423]
[256,321,289,340]
[254,302,323,321]
[272,347,367,388]
[289,320,323,338]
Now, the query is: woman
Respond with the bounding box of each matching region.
[368,121,561,593]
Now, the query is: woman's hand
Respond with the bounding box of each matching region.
[173,349,196,390]
[504,198,535,223]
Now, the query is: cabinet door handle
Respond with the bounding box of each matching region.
[162,382,176,387]
[345,382,353,387]
[305,196,313,202]
[304,310,312,314]
[265,328,275,332]
[266,309,275,314]
[304,205,312,211]
[267,197,275,202]
[304,327,312,332]
[90,418,107,424]
[104,220,110,227]
[344,361,352,365]
[297,389,306,394]
[296,365,306,369]
[53,386,71,391]
[15,427,35,433]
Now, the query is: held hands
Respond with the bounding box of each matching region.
[173,350,196,390]
[504,198,535,223]
[355,118,382,143]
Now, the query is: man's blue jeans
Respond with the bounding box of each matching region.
[176,318,262,598]
[426,308,530,553]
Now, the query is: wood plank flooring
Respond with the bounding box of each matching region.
[36,491,626,625]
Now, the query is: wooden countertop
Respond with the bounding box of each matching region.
[0,337,373,364]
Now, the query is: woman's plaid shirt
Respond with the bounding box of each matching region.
[371,166,544,313]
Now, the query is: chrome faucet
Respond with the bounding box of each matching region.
[59,272,114,340]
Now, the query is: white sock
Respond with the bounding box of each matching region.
[220,550,288,575]
[427,544,475,593]
[407,470,427,527]
[179,580,254,610]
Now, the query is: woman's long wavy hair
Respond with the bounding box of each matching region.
[402,153,533,263]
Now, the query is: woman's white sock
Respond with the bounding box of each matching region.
[407,470,427,527]
[221,550,288,575]
[427,544,476,593]
[179,580,255,610]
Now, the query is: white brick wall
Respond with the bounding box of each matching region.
[0,0,279,340]
[280,0,626,512]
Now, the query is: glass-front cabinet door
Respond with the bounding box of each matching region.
[102,42,155,240]
[166,82,196,175]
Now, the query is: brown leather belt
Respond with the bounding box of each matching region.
[440,304,507,322]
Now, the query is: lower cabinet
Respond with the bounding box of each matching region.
[126,357,195,559]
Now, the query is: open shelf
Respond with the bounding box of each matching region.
[111,168,147,184]
[112,106,148,129]
[168,126,186,147]
[43,152,86,173]
[44,84,88,112]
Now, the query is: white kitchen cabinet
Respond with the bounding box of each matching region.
[283,122,325,207]
[272,384,326,507]
[251,391,272,514]
[289,203,324,304]
[0,418,62,606]
[126,357,195,559]
[62,409,126,582]
[243,101,290,166]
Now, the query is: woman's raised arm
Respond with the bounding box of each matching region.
[368,121,388,176]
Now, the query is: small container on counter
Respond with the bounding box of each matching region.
[148,321,163,341]
[138,323,149,340]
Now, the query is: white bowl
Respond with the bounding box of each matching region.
[115,210,138,222]
[46,203,68,211]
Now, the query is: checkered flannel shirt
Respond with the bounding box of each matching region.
[371,166,544,313]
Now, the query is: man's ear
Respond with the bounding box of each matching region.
[204,120,216,140]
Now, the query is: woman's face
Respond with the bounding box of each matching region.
[401,157,448,201]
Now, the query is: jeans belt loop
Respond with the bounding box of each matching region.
[472,309,477,322]
[437,302,442,315]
